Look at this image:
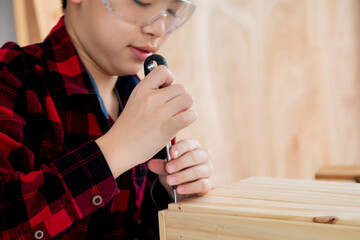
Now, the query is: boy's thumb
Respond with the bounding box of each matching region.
[147,159,167,176]
[141,66,174,90]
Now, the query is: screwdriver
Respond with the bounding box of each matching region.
[144,54,178,204]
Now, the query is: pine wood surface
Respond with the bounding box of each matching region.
[12,0,61,45]
[159,0,360,187]
[160,177,360,239]
[169,177,360,227]
[159,211,360,240]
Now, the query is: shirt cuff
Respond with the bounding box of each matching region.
[51,140,119,218]
[150,177,172,210]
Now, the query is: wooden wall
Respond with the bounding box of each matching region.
[12,0,62,46]
[13,0,360,187]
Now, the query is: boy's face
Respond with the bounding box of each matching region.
[67,0,193,77]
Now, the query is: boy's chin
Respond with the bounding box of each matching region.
[115,64,143,77]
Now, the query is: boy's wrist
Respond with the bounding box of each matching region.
[95,134,136,178]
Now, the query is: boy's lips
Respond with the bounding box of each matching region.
[129,45,157,62]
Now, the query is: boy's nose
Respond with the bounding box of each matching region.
[142,16,167,38]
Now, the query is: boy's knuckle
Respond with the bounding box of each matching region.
[206,148,212,157]
[200,179,207,190]
[179,112,190,125]
[193,139,200,147]
[144,93,154,105]
[190,150,198,160]
[176,84,186,93]
[194,166,203,177]
[209,162,214,173]
[184,93,194,106]
[206,164,213,175]
[157,65,168,73]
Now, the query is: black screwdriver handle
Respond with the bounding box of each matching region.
[144,54,168,76]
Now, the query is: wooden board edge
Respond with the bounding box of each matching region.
[158,210,167,240]
[163,210,360,240]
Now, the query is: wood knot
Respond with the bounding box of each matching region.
[355,176,360,183]
[313,216,339,224]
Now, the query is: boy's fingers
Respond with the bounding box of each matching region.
[176,178,212,195]
[170,110,197,133]
[157,84,187,104]
[166,90,193,116]
[170,139,201,159]
[141,65,174,89]
[166,163,212,186]
[166,148,211,174]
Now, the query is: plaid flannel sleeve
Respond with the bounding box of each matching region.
[0,141,119,239]
[0,63,119,239]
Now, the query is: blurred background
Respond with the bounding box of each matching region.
[3,0,360,187]
[0,1,16,43]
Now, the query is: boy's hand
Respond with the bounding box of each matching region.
[96,66,196,178]
[148,139,213,200]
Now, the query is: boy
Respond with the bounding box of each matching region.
[0,0,212,239]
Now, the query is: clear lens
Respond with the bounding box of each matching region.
[102,0,196,34]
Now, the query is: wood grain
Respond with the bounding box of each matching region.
[159,0,360,186]
[161,211,360,240]
[160,177,360,239]
[316,165,360,181]
[168,177,360,227]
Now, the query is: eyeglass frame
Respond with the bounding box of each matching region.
[101,0,196,34]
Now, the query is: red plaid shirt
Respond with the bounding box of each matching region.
[0,17,170,240]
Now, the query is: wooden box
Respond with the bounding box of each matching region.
[159,177,360,240]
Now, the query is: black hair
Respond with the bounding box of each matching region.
[62,0,66,9]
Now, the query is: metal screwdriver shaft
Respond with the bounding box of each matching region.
[165,142,177,204]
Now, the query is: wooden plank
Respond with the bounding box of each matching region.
[203,177,360,208]
[12,0,42,45]
[32,0,62,40]
[159,211,167,240]
[162,178,360,238]
[206,188,360,208]
[12,0,62,46]
[316,165,360,182]
[161,210,360,240]
[177,195,360,212]
[160,0,360,188]
[210,184,360,199]
[12,0,28,46]
[167,178,360,228]
[233,177,360,194]
[169,199,360,227]
[25,0,41,44]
